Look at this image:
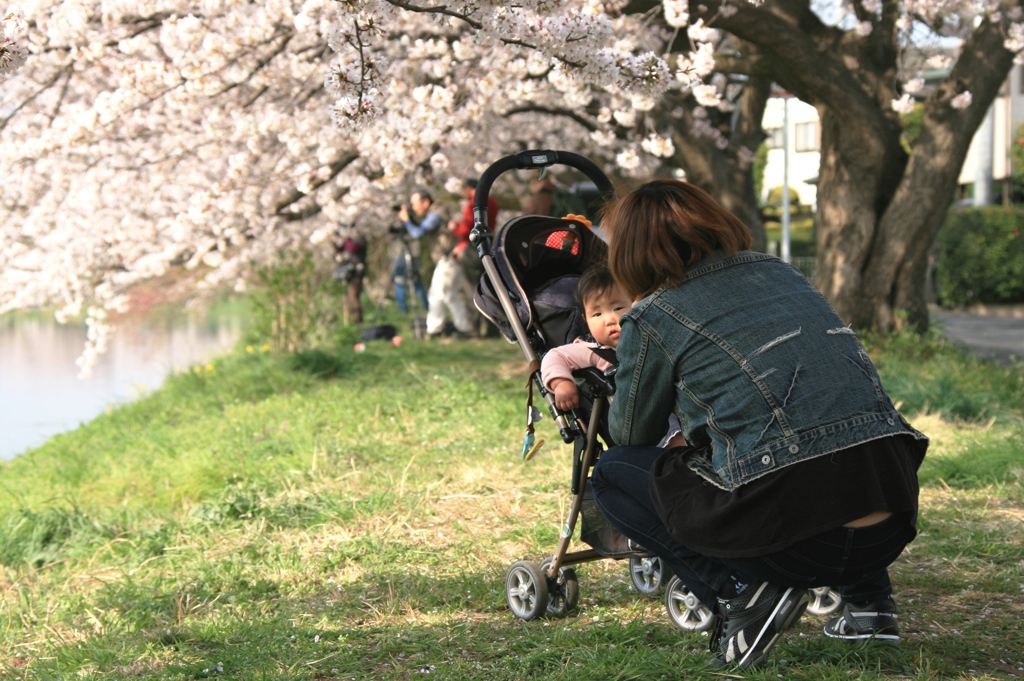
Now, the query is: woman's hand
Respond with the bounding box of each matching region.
[550,378,580,411]
[664,432,687,448]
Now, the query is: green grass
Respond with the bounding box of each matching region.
[1,329,1022,680]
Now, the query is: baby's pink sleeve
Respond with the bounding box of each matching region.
[540,341,613,391]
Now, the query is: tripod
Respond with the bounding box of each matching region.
[367,233,428,338]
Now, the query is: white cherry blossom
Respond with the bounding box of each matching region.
[951,91,973,109]
[904,78,925,94]
[664,0,689,28]
[1,9,27,76]
[892,94,917,114]
[641,134,675,158]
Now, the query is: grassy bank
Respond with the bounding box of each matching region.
[1,329,1022,680]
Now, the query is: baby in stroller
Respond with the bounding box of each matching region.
[541,264,685,447]
[540,264,627,412]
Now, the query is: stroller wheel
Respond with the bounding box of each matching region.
[628,556,665,596]
[506,561,549,620]
[806,586,843,616]
[665,575,715,632]
[540,558,580,617]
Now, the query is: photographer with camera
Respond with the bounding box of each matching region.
[390,189,443,313]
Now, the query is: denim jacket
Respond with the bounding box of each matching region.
[609,250,927,491]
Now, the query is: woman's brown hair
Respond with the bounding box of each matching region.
[602,179,752,300]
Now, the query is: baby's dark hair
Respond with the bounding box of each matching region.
[576,264,618,309]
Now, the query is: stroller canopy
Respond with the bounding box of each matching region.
[474,215,608,348]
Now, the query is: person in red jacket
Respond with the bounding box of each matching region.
[449,178,500,335]
[449,178,498,261]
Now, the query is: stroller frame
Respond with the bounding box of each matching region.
[470,151,663,620]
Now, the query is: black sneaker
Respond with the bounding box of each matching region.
[709,583,810,668]
[824,598,900,643]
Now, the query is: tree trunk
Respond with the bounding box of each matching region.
[695,0,1019,331]
[820,18,1017,329]
[663,78,771,252]
[813,105,906,328]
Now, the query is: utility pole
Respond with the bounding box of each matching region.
[975,103,995,207]
[781,94,791,264]
[770,88,794,263]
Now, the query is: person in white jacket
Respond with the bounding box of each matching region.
[425,231,475,338]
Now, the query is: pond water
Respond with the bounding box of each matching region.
[0,310,243,460]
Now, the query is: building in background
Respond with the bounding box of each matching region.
[761,95,821,210]
[958,64,1024,206]
[760,64,1024,211]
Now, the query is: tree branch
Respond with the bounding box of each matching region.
[35,16,166,54]
[705,50,775,79]
[505,105,598,132]
[212,32,295,99]
[384,0,483,29]
[699,0,885,132]
[272,153,360,218]
[0,66,71,133]
[47,68,75,125]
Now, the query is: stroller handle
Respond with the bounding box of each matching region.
[471,150,615,235]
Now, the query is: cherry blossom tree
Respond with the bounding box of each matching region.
[0,0,734,373]
[326,1,771,244]
[3,1,1022,375]
[658,0,1024,330]
[1,1,359,372]
[330,0,1024,330]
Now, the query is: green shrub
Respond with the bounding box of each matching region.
[248,250,353,352]
[765,185,801,207]
[900,101,925,152]
[935,206,1024,307]
[752,142,769,200]
[764,216,816,258]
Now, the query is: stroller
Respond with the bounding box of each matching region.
[468,150,842,629]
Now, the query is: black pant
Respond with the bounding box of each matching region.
[590,445,915,610]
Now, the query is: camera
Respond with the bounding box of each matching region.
[392,203,403,212]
